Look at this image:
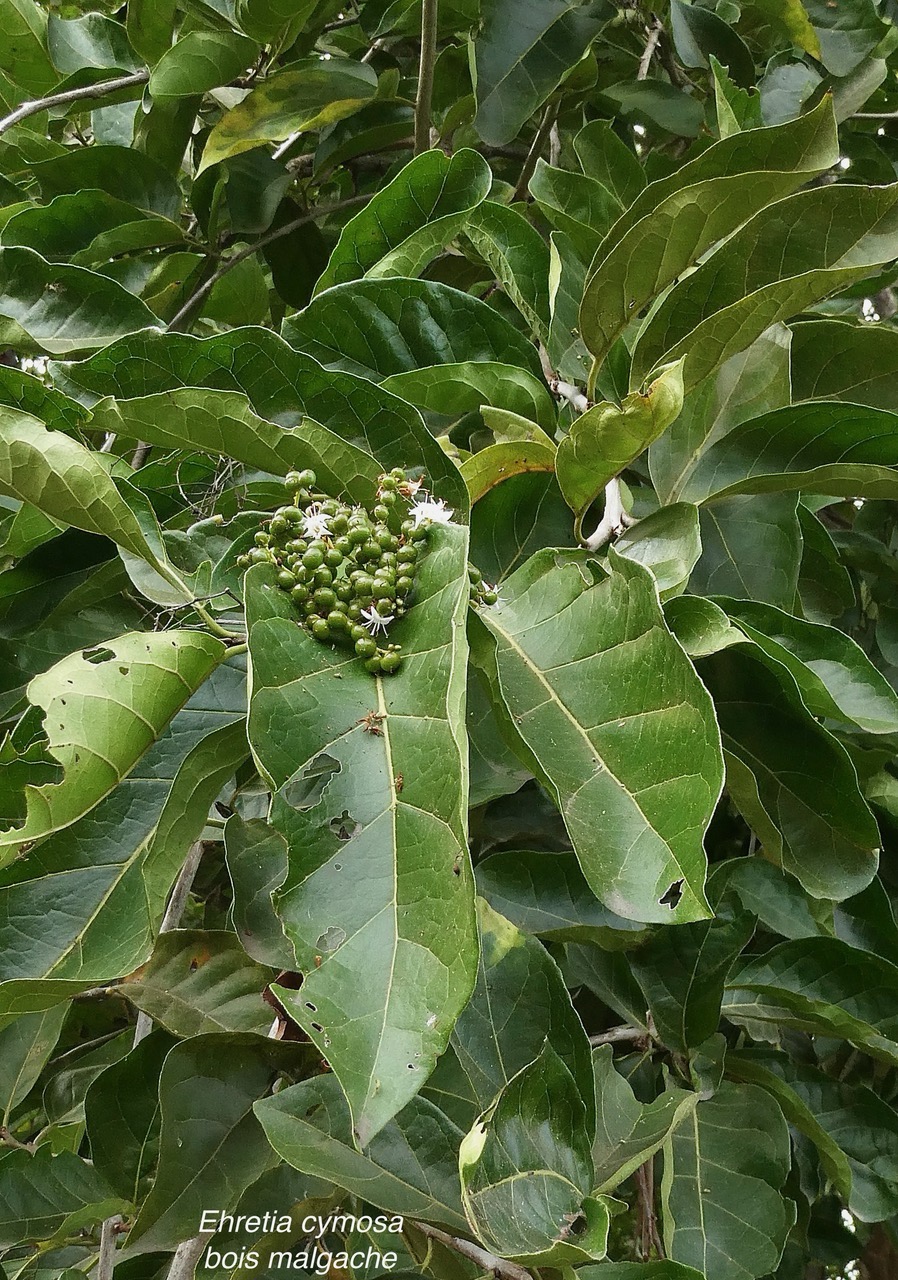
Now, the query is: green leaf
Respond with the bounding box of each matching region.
[0,248,157,355]
[630,182,898,391]
[451,898,595,1117]
[149,32,259,100]
[469,470,574,582]
[52,326,466,514]
[255,1072,468,1230]
[663,595,745,660]
[84,1029,176,1202]
[661,1083,794,1280]
[723,937,898,1066]
[613,503,701,600]
[198,58,379,172]
[284,277,544,384]
[529,159,621,261]
[717,599,898,734]
[591,1046,696,1193]
[315,148,491,292]
[246,524,477,1146]
[0,1148,125,1247]
[728,1048,898,1221]
[32,146,181,218]
[126,1035,299,1253]
[460,1042,601,1262]
[47,14,141,74]
[715,858,826,942]
[472,0,609,145]
[126,0,175,64]
[692,494,801,610]
[0,664,246,1008]
[225,817,294,970]
[573,119,645,208]
[629,900,755,1052]
[548,231,592,385]
[556,360,685,526]
[580,99,837,367]
[670,0,754,86]
[0,629,223,861]
[90,387,382,508]
[235,0,317,43]
[471,550,723,924]
[649,323,792,506]
[711,56,762,137]
[804,0,887,76]
[680,401,898,504]
[0,1004,67,1124]
[461,441,557,503]
[600,81,704,138]
[123,931,275,1037]
[578,1266,704,1280]
[463,200,551,334]
[476,850,648,948]
[0,0,56,93]
[382,361,555,429]
[700,646,880,900]
[790,318,898,412]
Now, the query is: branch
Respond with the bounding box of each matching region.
[96,1217,122,1280]
[551,378,591,414]
[167,1233,215,1280]
[637,17,663,81]
[414,0,439,154]
[513,104,556,201]
[413,1223,533,1280]
[589,1024,649,1046]
[0,71,149,138]
[165,195,370,332]
[133,840,205,1045]
[583,478,636,550]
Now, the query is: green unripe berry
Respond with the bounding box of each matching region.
[482,590,498,605]
[335,581,353,603]
[313,566,333,587]
[254,532,270,547]
[372,581,394,601]
[277,570,296,589]
[302,548,324,571]
[282,506,302,523]
[327,610,348,631]
[364,655,382,674]
[350,624,368,642]
[380,651,401,673]
[314,587,337,611]
[237,554,250,569]
[325,547,343,569]
[348,524,369,545]
[269,516,287,537]
[373,504,390,522]
[335,536,352,556]
[348,602,362,620]
[379,490,397,507]
[398,545,417,564]
[355,636,378,659]
[412,524,429,542]
[248,548,270,564]
[376,597,394,616]
[285,470,302,489]
[468,565,482,584]
[312,619,331,641]
[298,469,317,488]
[353,574,374,597]
[331,514,349,535]
[362,540,382,560]
[396,575,414,595]
[291,584,309,602]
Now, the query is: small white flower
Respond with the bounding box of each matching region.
[361,605,393,635]
[301,504,332,539]
[482,582,505,609]
[402,476,424,497]
[410,495,454,528]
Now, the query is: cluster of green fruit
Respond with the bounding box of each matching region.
[237,468,431,675]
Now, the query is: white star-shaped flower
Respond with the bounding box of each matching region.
[482,582,505,608]
[361,605,393,635]
[410,495,454,528]
[301,504,332,539]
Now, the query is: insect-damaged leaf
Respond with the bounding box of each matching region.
[245,524,476,1146]
[470,549,723,924]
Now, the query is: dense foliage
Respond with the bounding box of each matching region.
[8,1,898,1278]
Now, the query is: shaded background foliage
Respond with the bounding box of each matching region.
[4,1,898,1279]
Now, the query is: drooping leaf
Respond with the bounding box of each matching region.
[235,0,317,43]
[529,159,621,261]
[472,0,610,145]
[463,200,551,334]
[470,549,724,924]
[198,58,378,172]
[661,1083,795,1280]
[123,931,275,1037]
[315,148,491,292]
[591,1046,696,1192]
[613,503,702,600]
[573,119,645,207]
[283,277,544,383]
[804,0,887,76]
[224,816,294,970]
[0,1148,125,1248]
[0,1004,67,1124]
[700,645,880,901]
[461,441,557,503]
[0,629,223,862]
[255,1072,468,1230]
[246,524,477,1146]
[469,470,574,582]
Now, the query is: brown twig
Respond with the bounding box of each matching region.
[513,104,557,201]
[413,1222,533,1280]
[637,17,663,81]
[0,71,149,137]
[589,1024,650,1046]
[635,1158,664,1259]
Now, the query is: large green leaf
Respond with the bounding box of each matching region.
[0,248,158,355]
[123,930,275,1037]
[556,360,684,524]
[235,0,317,42]
[470,549,724,924]
[717,599,898,734]
[450,898,595,1117]
[681,401,898,504]
[804,0,886,75]
[723,937,898,1066]
[383,361,555,429]
[52,326,466,514]
[459,1042,601,1261]
[661,1083,794,1280]
[283,278,544,383]
[469,470,574,582]
[591,1046,696,1193]
[225,816,294,969]
[0,1148,125,1247]
[255,1072,468,1230]
[32,146,181,219]
[198,58,378,172]
[246,524,476,1146]
[472,0,609,145]
[0,663,247,1007]
[613,503,702,600]
[529,160,621,261]
[630,183,898,391]
[692,494,802,610]
[90,387,382,508]
[790,318,898,412]
[475,850,647,948]
[149,31,258,100]
[126,1035,300,1253]
[580,100,838,365]
[1,192,169,263]
[0,0,55,93]
[729,1048,898,1221]
[0,629,223,862]
[315,148,490,292]
[700,646,880,901]
[0,1004,67,1124]
[463,200,551,334]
